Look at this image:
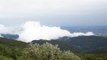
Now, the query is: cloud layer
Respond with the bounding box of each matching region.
[0,21,94,42]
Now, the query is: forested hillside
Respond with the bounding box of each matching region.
[32,36,107,53]
[0,38,80,60]
[0,36,107,60]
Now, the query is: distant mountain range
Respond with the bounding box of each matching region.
[62,26,107,37]
[0,34,19,39]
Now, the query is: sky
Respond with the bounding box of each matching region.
[0,0,107,26]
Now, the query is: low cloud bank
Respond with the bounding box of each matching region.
[0,21,94,42]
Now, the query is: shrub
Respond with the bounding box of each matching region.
[0,55,13,60]
[21,43,81,60]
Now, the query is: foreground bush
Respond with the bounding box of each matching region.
[0,55,13,60]
[21,43,81,60]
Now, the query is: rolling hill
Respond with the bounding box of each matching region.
[32,36,107,53]
[0,36,107,60]
[0,36,107,53]
[0,37,27,48]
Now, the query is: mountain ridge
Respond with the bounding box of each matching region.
[32,36,107,53]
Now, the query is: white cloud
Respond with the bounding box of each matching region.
[0,24,9,33]
[0,21,95,42]
[18,21,72,42]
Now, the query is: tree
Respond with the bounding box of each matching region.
[21,43,81,60]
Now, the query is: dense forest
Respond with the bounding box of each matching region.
[0,36,107,60]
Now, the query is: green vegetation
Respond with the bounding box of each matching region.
[0,37,107,60]
[0,55,13,60]
[0,38,27,60]
[0,38,80,60]
[21,43,81,60]
[32,36,107,53]
[79,54,107,60]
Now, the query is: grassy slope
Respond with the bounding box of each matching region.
[0,38,28,48]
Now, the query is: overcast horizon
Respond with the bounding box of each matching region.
[0,0,107,26]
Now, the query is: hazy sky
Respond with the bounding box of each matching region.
[0,0,107,26]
